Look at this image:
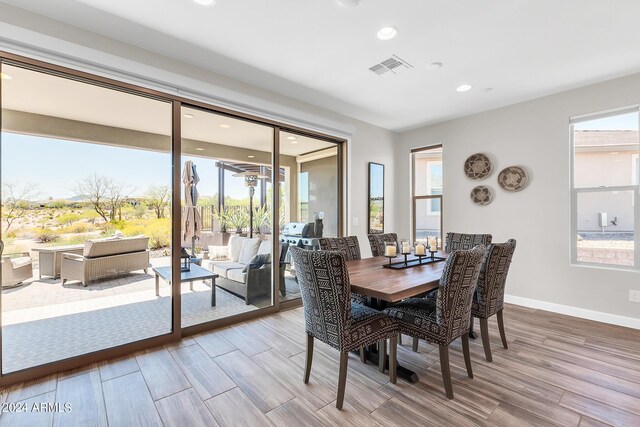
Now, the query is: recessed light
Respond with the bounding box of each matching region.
[0,73,13,80]
[196,148,205,151]
[335,0,361,7]
[286,136,297,140]
[426,62,443,70]
[610,152,619,155]
[483,87,494,93]
[377,27,398,41]
[290,140,299,144]
[193,0,215,6]
[183,114,194,119]
[456,84,472,92]
[220,124,231,129]
[247,155,255,158]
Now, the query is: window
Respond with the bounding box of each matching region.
[427,162,442,214]
[412,146,443,245]
[571,109,640,269]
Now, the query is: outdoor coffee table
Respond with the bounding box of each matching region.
[153,265,219,306]
[33,244,84,279]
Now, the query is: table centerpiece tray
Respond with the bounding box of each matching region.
[383,255,446,269]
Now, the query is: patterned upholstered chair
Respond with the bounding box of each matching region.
[367,233,399,257]
[471,239,517,362]
[318,236,367,305]
[445,232,492,252]
[290,247,398,409]
[384,246,487,399]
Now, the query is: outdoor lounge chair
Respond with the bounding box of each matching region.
[1,240,33,288]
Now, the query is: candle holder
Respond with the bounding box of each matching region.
[416,254,425,264]
[385,255,396,266]
[429,249,438,260]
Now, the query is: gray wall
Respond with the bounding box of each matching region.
[396,72,640,321]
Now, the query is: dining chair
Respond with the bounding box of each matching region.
[289,247,398,409]
[384,245,487,399]
[470,239,517,362]
[367,233,399,257]
[318,236,367,305]
[444,232,492,252]
[410,232,493,352]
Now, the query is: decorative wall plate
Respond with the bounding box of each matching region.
[498,166,528,191]
[470,185,493,206]
[464,153,492,179]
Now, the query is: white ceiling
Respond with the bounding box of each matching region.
[2,64,333,156]
[3,0,640,131]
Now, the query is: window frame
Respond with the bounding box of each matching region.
[570,107,640,270]
[411,145,443,246]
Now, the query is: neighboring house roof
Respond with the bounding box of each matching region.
[574,130,639,149]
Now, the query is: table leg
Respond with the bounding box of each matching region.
[155,274,159,296]
[211,278,216,307]
[190,280,194,291]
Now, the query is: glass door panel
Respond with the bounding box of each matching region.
[180,106,275,327]
[279,131,340,302]
[1,63,173,373]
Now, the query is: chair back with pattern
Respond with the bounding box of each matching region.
[445,233,492,253]
[474,239,517,318]
[367,233,399,257]
[436,245,486,342]
[318,236,361,261]
[290,247,352,351]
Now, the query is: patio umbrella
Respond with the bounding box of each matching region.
[182,160,202,255]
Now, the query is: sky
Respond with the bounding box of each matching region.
[573,111,638,130]
[1,133,258,201]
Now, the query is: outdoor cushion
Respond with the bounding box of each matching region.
[10,257,32,268]
[238,238,262,264]
[212,261,245,278]
[83,236,148,258]
[242,253,271,272]
[226,268,247,283]
[228,235,246,262]
[257,240,271,255]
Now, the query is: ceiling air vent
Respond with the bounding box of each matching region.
[369,54,414,77]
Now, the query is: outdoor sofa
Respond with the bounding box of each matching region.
[202,235,287,305]
[60,236,150,287]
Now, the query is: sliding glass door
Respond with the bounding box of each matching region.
[0,63,174,373]
[0,52,345,385]
[179,106,276,327]
[278,130,341,302]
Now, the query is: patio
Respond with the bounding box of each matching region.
[1,255,299,373]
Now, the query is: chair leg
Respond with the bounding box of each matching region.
[412,337,419,352]
[359,347,366,363]
[469,315,477,339]
[497,310,508,349]
[480,318,492,362]
[389,335,397,384]
[438,344,454,399]
[461,333,473,378]
[304,334,313,384]
[378,340,386,373]
[336,352,349,410]
[399,334,403,345]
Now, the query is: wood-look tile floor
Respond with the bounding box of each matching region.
[1,303,639,426]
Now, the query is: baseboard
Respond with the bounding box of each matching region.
[504,294,640,330]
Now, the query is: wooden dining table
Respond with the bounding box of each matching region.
[346,253,448,383]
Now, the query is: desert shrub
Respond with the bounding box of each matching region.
[81,210,101,223]
[56,213,81,226]
[35,228,59,243]
[5,230,17,239]
[121,223,145,237]
[145,219,171,250]
[56,235,91,246]
[59,223,94,234]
